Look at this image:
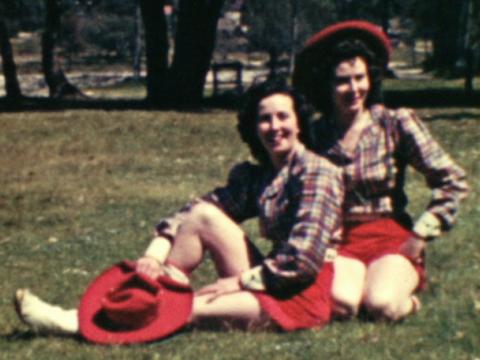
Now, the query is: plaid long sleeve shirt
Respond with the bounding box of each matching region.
[312,105,468,238]
[156,145,344,294]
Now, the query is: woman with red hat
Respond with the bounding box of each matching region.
[293,20,468,321]
[15,77,344,343]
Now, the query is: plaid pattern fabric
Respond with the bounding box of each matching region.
[313,105,468,235]
[206,145,344,292]
[156,145,344,293]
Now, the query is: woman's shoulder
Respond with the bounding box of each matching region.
[229,161,262,176]
[371,104,425,137]
[371,104,416,120]
[298,147,342,174]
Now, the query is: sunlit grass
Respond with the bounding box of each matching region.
[384,77,480,91]
[0,107,479,359]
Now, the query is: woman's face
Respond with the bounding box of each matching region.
[332,56,370,118]
[256,93,300,167]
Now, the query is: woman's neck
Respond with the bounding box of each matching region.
[333,109,372,154]
[270,143,301,171]
[334,107,369,132]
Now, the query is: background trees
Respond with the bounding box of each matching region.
[0,0,22,98]
[1,0,479,105]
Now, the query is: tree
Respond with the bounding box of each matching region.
[406,0,479,77]
[0,15,22,98]
[42,0,84,98]
[462,0,480,92]
[0,0,23,98]
[139,0,225,106]
[244,0,337,75]
[139,0,169,103]
[166,0,225,106]
[244,0,293,75]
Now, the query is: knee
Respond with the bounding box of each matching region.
[333,301,360,319]
[363,290,402,321]
[332,289,362,318]
[180,201,222,235]
[187,201,223,227]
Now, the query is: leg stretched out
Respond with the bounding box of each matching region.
[14,202,269,335]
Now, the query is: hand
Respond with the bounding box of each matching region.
[136,256,165,279]
[399,234,426,264]
[196,276,241,303]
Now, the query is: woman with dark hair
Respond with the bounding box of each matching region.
[293,21,468,321]
[15,77,344,339]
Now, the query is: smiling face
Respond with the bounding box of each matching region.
[256,93,301,168]
[332,56,370,120]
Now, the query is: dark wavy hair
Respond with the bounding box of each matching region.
[307,39,384,115]
[237,76,314,166]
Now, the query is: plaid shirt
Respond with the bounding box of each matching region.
[312,105,468,238]
[157,145,344,293]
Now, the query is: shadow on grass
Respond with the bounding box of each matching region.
[1,89,479,112]
[1,328,189,346]
[384,89,480,109]
[1,329,83,342]
[426,111,480,122]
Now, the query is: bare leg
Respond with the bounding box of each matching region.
[167,202,253,276]
[331,256,366,318]
[14,202,256,335]
[14,289,79,335]
[363,254,420,321]
[191,291,270,329]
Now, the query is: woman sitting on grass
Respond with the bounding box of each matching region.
[293,21,468,321]
[15,77,344,341]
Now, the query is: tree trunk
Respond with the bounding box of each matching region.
[132,2,143,79]
[431,0,463,75]
[139,0,169,104]
[0,16,22,98]
[288,0,298,74]
[463,0,475,93]
[42,0,84,98]
[167,0,225,106]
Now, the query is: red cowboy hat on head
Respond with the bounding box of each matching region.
[302,20,391,67]
[78,260,193,345]
[293,20,391,101]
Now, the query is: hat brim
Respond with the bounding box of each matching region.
[293,20,391,101]
[79,260,193,345]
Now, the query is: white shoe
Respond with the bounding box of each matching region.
[14,289,79,335]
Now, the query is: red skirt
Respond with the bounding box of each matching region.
[340,218,426,290]
[254,265,333,331]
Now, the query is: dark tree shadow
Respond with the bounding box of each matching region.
[0,89,479,112]
[384,89,480,108]
[426,112,480,122]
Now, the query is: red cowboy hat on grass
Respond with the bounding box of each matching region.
[78,260,193,345]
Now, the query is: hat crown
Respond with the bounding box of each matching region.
[102,286,160,329]
[79,260,193,344]
[303,20,391,66]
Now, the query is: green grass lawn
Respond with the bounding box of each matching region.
[0,107,479,359]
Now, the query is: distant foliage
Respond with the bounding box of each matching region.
[59,0,138,61]
[1,0,45,33]
[243,0,293,57]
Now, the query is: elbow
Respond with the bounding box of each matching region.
[262,257,319,298]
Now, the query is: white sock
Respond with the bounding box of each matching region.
[15,289,79,334]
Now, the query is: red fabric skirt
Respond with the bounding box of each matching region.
[254,265,333,331]
[340,218,425,290]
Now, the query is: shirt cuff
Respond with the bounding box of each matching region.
[239,266,266,291]
[413,212,442,239]
[144,237,172,264]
